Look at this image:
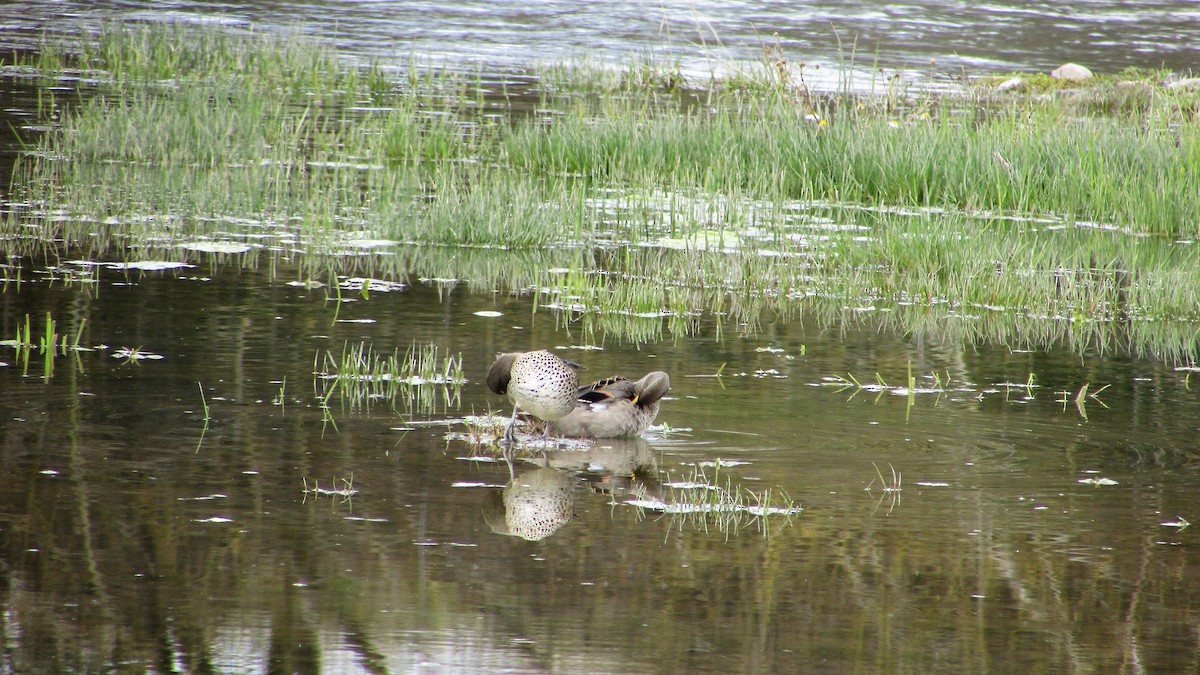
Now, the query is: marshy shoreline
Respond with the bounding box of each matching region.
[3,23,1199,362]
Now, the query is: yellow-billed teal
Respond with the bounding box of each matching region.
[487,350,581,443]
[549,371,670,438]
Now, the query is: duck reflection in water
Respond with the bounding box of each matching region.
[482,439,662,541]
[483,467,576,541]
[538,436,660,497]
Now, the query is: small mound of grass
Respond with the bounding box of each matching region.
[315,341,464,415]
[629,460,801,538]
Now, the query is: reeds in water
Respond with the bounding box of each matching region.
[6,23,1200,361]
[316,341,464,416]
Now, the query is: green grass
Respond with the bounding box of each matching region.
[5,23,1200,362]
[316,341,465,415]
[640,460,802,538]
[1,312,88,381]
[503,101,1200,238]
[11,311,62,353]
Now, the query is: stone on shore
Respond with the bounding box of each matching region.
[1050,63,1093,81]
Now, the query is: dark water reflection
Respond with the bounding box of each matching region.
[2,261,1200,672]
[1,0,1198,86]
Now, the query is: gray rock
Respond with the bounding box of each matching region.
[1050,63,1094,81]
[994,77,1024,92]
[1166,77,1200,89]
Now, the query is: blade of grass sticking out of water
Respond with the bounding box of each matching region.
[194,380,212,453]
[14,314,31,350]
[39,311,56,354]
[197,382,211,422]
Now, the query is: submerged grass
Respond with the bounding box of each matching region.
[5,23,1200,361]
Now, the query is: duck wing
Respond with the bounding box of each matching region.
[578,372,670,407]
[577,376,636,404]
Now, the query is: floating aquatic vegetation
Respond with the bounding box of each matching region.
[448,414,511,449]
[630,460,801,538]
[337,276,406,294]
[302,476,358,503]
[812,361,1132,424]
[448,415,592,455]
[178,241,256,255]
[113,346,163,362]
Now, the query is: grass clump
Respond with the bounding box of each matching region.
[504,99,1200,238]
[2,312,88,381]
[630,460,801,539]
[316,341,464,416]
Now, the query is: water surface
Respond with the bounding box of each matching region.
[2,259,1199,672]
[2,0,1198,83]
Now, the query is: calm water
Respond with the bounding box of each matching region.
[3,2,1200,673]
[2,258,1200,672]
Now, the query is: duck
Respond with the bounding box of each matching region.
[549,371,670,438]
[486,350,581,443]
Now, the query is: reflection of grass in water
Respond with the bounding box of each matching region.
[3,312,88,381]
[302,475,358,505]
[7,24,1200,360]
[866,463,902,516]
[634,461,801,539]
[316,341,464,416]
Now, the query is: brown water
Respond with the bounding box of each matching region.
[2,257,1200,673]
[3,3,1200,673]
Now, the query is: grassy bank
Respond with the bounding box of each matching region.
[3,24,1199,361]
